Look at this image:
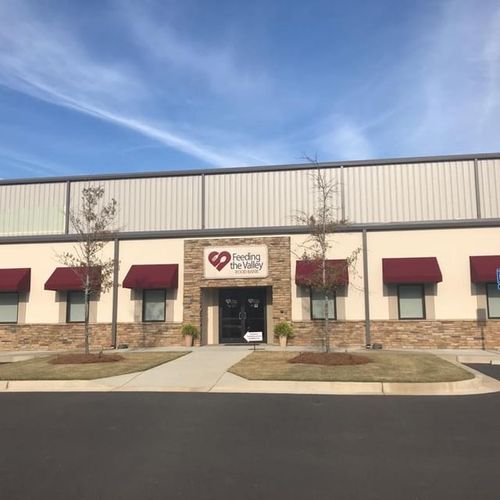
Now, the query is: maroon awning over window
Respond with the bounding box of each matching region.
[295,259,349,287]
[382,257,442,284]
[44,267,102,291]
[469,255,500,283]
[0,268,31,292]
[122,264,179,289]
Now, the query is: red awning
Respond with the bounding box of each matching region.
[295,259,349,287]
[44,267,102,291]
[382,257,442,284]
[470,255,500,283]
[122,264,179,289]
[0,268,31,292]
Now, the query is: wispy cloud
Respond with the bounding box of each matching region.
[117,2,271,97]
[0,148,69,177]
[0,1,271,169]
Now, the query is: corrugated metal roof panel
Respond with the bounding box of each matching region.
[205,168,341,229]
[344,161,476,223]
[477,159,500,219]
[0,182,66,236]
[69,176,202,232]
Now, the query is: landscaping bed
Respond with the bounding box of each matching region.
[229,351,474,383]
[0,351,187,380]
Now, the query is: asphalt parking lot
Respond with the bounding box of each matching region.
[0,392,499,500]
[466,363,500,380]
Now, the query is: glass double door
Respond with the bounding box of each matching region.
[219,287,267,344]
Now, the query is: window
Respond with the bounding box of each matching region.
[143,289,166,322]
[310,289,336,320]
[398,284,425,319]
[0,292,18,323]
[486,283,500,319]
[67,291,85,323]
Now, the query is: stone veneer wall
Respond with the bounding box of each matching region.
[290,320,500,350]
[0,323,182,351]
[183,237,291,343]
[371,320,500,350]
[290,321,365,349]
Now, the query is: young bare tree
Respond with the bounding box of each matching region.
[296,158,360,352]
[58,186,117,354]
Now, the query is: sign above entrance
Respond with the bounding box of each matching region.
[204,246,269,279]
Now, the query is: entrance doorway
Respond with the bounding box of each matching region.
[219,287,267,344]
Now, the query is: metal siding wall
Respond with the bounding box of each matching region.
[0,183,66,236]
[344,161,476,223]
[205,168,341,228]
[69,176,202,232]
[477,159,500,218]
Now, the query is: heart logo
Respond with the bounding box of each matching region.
[208,251,231,271]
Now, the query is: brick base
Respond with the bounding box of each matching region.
[0,323,183,351]
[1,320,500,351]
[290,320,500,350]
[371,321,500,350]
[290,321,365,349]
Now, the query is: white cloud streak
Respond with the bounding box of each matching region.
[0,1,270,169]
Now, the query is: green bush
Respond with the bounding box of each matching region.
[274,321,294,338]
[181,323,200,339]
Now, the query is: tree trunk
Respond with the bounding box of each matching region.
[84,276,90,355]
[324,291,330,353]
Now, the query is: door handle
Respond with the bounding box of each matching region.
[238,312,247,320]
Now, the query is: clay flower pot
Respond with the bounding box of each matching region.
[279,336,288,348]
[184,334,193,348]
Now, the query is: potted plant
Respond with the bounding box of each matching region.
[181,323,199,347]
[274,321,294,348]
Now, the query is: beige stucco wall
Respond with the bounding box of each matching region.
[0,241,114,323]
[117,239,184,323]
[367,227,500,320]
[290,233,365,321]
[2,226,500,327]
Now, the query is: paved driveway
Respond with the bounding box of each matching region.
[0,392,499,500]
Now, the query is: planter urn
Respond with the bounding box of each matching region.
[279,336,288,348]
[184,335,193,348]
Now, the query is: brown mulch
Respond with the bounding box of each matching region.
[49,353,124,365]
[288,352,372,366]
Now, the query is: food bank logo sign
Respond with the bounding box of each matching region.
[204,246,268,279]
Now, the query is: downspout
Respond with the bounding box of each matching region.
[111,238,120,348]
[362,229,371,346]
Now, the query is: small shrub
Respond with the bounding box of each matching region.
[181,323,200,338]
[274,321,294,338]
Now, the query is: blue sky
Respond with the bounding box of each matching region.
[0,0,499,179]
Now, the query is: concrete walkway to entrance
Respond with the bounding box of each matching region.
[1,346,500,395]
[97,347,252,392]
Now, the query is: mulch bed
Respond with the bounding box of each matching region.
[288,352,372,366]
[49,353,124,365]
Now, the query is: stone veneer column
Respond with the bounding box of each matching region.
[183,237,291,341]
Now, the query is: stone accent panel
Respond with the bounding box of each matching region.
[290,320,500,350]
[291,321,365,349]
[0,323,183,351]
[183,237,291,343]
[371,320,500,350]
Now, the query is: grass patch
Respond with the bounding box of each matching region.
[229,351,474,383]
[0,352,187,380]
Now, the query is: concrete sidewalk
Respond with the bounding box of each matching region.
[0,346,500,395]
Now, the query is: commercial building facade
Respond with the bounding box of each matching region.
[1,152,500,351]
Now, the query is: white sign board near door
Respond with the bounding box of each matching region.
[204,246,269,279]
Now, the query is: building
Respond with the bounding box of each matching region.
[1,152,500,351]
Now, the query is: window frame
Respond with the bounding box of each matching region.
[0,291,19,324]
[66,290,86,324]
[309,288,337,320]
[486,283,500,319]
[142,289,167,323]
[397,284,426,320]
